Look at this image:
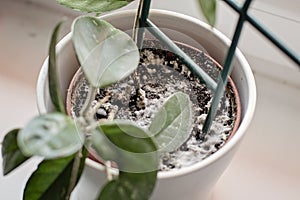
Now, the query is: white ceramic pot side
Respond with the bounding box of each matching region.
[37,10,256,200]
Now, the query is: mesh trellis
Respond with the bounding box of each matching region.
[137,0,300,134]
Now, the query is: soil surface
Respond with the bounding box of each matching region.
[68,40,239,171]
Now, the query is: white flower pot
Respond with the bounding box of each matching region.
[37,9,256,200]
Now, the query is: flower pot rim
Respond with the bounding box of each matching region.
[37,9,256,180]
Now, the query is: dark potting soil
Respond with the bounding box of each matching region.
[68,39,238,171]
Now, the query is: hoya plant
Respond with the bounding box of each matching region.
[1,0,216,199]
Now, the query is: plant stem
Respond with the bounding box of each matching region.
[137,0,152,48]
[65,149,83,200]
[132,0,152,106]
[132,0,144,43]
[80,85,97,120]
[89,95,110,117]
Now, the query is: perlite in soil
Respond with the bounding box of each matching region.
[68,40,239,171]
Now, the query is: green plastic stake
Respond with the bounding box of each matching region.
[202,0,253,135]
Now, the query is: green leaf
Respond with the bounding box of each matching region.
[92,121,158,200]
[48,21,66,114]
[93,121,158,172]
[198,0,217,26]
[57,0,134,13]
[149,92,193,153]
[99,171,157,200]
[23,150,87,200]
[98,180,124,199]
[1,129,29,175]
[17,113,84,159]
[72,16,139,88]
